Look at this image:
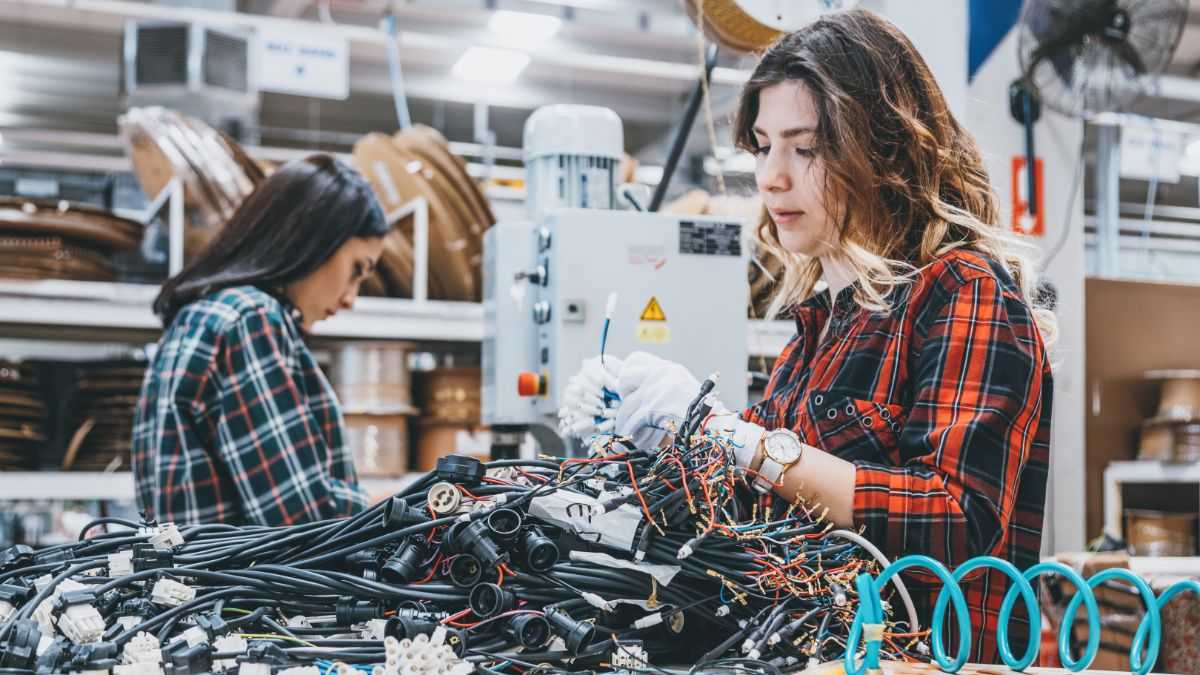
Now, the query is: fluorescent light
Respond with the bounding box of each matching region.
[488,10,562,45]
[452,46,531,84]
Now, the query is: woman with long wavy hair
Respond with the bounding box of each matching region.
[560,9,1053,663]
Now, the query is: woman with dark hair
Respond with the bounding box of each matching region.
[132,154,390,526]
[560,9,1053,664]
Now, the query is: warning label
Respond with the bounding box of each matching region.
[639,297,666,322]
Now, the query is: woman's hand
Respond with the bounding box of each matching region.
[557,355,624,438]
[612,351,703,448]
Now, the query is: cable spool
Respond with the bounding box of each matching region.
[682,0,860,54]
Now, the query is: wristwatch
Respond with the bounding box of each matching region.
[753,428,804,494]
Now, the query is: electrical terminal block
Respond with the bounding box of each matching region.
[108,550,134,578]
[123,632,163,664]
[149,579,195,608]
[114,661,166,675]
[211,634,246,672]
[58,602,105,644]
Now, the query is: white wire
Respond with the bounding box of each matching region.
[825,529,920,633]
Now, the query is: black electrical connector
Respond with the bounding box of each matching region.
[0,545,33,572]
[131,543,173,572]
[335,599,381,626]
[468,583,515,618]
[546,609,595,656]
[519,527,559,573]
[485,508,523,542]
[0,620,41,670]
[506,614,551,650]
[382,536,426,583]
[167,642,213,675]
[447,554,484,587]
[450,519,506,567]
[32,548,75,565]
[383,498,430,528]
[67,642,118,671]
[0,583,31,606]
[241,641,291,666]
[436,455,485,486]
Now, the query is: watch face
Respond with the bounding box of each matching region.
[764,431,802,464]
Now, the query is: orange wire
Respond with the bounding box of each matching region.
[625,460,658,530]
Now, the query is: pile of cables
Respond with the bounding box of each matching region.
[0,398,924,675]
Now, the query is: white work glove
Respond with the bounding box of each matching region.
[557,355,624,439]
[613,351,703,448]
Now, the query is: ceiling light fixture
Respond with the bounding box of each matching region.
[452,46,531,84]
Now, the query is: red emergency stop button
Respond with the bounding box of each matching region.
[517,372,545,397]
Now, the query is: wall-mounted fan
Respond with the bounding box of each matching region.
[1010,0,1186,223]
[1017,0,1187,118]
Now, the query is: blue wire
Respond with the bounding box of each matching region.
[843,554,1200,675]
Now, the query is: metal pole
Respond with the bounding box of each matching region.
[1094,123,1121,276]
[648,44,718,212]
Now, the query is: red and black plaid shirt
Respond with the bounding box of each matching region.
[743,249,1052,664]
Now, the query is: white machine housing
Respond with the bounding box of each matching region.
[482,208,749,440]
[523,105,623,215]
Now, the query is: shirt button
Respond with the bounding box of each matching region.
[826,408,837,419]
[863,417,874,428]
[891,422,902,432]
[845,404,855,416]
[813,394,824,406]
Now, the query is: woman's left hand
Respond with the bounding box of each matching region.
[613,351,703,448]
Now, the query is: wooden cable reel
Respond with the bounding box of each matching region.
[120,106,265,262]
[352,129,493,302]
[682,0,859,54]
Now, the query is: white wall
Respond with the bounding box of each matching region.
[966,30,1087,554]
[865,1,1088,553]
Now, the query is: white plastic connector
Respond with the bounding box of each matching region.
[361,618,388,641]
[285,614,312,628]
[108,550,134,577]
[35,578,86,633]
[117,616,144,631]
[137,523,183,550]
[37,634,54,657]
[150,579,195,607]
[916,641,931,655]
[212,634,247,672]
[740,638,755,654]
[581,592,614,612]
[426,482,462,515]
[833,592,848,607]
[59,602,105,643]
[448,664,473,675]
[0,600,14,622]
[611,643,648,670]
[123,632,162,664]
[237,663,272,675]
[114,662,166,675]
[71,669,110,675]
[766,632,781,647]
[180,625,208,647]
[278,667,320,675]
[747,648,762,660]
[150,524,183,550]
[715,605,730,617]
[676,544,693,560]
[632,613,663,630]
[430,626,447,647]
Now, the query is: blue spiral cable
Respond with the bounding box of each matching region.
[844,554,1200,675]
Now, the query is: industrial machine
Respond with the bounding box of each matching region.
[482,105,749,455]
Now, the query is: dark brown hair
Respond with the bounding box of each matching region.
[153,154,388,324]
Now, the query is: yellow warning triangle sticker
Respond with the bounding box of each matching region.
[639,296,666,322]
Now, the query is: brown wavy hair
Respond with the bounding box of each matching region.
[734,9,1055,343]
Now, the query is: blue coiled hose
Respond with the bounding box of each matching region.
[844,554,1200,675]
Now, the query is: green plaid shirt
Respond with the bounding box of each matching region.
[133,286,369,525]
